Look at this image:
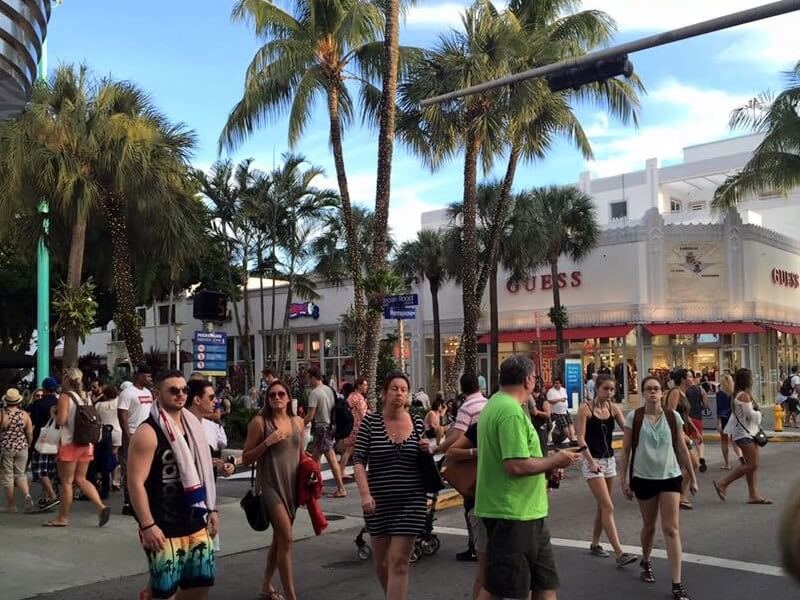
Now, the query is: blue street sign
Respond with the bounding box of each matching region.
[382,293,418,308]
[193,331,228,376]
[564,358,583,411]
[384,306,416,320]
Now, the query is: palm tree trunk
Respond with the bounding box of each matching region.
[277,278,294,372]
[431,281,442,394]
[551,258,565,355]
[362,0,401,405]
[326,83,367,372]
[270,247,277,372]
[460,129,482,377]
[168,284,175,369]
[225,240,246,380]
[476,141,521,305]
[62,212,88,368]
[490,262,499,388]
[102,193,145,368]
[152,299,158,356]
[241,260,253,392]
[258,244,266,368]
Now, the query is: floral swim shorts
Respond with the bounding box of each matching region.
[144,527,215,599]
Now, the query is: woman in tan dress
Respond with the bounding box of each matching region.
[243,380,304,600]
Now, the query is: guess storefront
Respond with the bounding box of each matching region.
[413,208,800,401]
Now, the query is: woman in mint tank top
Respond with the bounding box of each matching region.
[618,376,698,600]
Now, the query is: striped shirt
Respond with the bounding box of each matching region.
[352,412,427,536]
[454,392,488,433]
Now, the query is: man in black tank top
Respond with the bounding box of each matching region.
[127,371,218,600]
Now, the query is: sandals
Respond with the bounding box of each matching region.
[747,498,773,505]
[42,520,68,527]
[640,560,655,583]
[713,481,726,502]
[327,490,347,498]
[99,506,111,527]
[672,582,692,599]
[258,592,286,600]
[679,500,693,510]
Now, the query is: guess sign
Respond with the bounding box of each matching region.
[772,268,800,289]
[507,271,582,293]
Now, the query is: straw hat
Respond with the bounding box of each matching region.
[2,388,23,405]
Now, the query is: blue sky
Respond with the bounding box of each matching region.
[48,1,797,241]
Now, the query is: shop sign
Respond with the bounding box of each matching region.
[507,271,582,293]
[564,358,583,411]
[289,302,320,320]
[771,268,800,289]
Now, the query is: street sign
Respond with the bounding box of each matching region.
[384,306,416,320]
[564,357,583,411]
[382,293,418,308]
[193,331,227,376]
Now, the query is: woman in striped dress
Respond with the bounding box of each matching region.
[353,372,429,600]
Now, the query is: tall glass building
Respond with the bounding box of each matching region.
[0,0,50,118]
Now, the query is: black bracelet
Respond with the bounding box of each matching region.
[139,522,156,532]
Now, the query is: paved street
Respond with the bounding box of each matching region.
[9,440,798,599]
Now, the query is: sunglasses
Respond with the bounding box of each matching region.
[167,386,189,397]
[644,386,661,393]
[269,390,288,399]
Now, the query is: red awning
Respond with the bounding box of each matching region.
[766,324,800,336]
[644,322,765,336]
[478,325,632,344]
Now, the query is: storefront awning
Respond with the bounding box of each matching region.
[765,324,800,336]
[644,322,765,336]
[478,325,633,344]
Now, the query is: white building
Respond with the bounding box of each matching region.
[81,135,800,399]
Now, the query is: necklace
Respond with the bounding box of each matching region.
[384,414,411,444]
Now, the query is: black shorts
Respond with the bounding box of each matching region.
[631,476,682,500]
[718,415,730,429]
[483,518,559,598]
[552,413,573,429]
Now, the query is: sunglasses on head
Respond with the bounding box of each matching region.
[167,386,188,397]
[269,390,287,399]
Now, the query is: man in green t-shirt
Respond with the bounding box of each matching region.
[476,355,580,600]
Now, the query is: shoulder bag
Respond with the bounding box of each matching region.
[414,417,445,494]
[241,417,271,531]
[733,400,768,447]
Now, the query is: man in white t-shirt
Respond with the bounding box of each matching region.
[585,374,597,402]
[117,365,153,515]
[547,378,578,446]
[304,367,346,497]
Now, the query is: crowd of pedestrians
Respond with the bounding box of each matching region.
[1,354,790,600]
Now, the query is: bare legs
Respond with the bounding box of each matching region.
[637,492,683,585]
[717,442,767,502]
[339,445,354,477]
[587,476,626,557]
[312,446,346,496]
[371,535,415,600]
[261,503,296,600]
[51,460,106,525]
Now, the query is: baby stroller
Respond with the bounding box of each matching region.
[354,490,442,563]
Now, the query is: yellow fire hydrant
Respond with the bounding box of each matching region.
[774,403,785,433]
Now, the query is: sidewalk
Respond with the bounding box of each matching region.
[0,489,363,600]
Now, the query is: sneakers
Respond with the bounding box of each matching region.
[121,504,135,517]
[589,544,610,558]
[37,497,60,512]
[672,583,692,600]
[455,549,478,562]
[616,552,638,567]
[23,495,34,513]
[698,458,707,473]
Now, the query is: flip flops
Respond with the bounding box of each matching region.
[747,498,773,505]
[713,481,726,502]
[42,520,68,527]
[99,506,111,527]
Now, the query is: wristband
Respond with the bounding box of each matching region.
[139,522,156,532]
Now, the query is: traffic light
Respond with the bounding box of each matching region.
[546,54,634,93]
[193,290,228,322]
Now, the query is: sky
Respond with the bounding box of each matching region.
[47,1,799,243]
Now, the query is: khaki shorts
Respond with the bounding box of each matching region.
[467,509,487,553]
[0,448,29,486]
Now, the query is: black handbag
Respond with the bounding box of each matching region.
[414,419,445,494]
[733,404,769,448]
[240,465,270,531]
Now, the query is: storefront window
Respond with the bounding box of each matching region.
[324,331,338,357]
[296,334,306,359]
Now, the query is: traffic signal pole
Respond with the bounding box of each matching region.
[421,0,800,106]
[36,40,49,386]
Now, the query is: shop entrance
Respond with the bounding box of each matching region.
[720,347,744,374]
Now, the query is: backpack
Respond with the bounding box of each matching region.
[629,407,680,481]
[68,392,102,445]
[333,395,354,440]
[780,376,794,398]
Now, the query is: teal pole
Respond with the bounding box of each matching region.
[36,40,49,386]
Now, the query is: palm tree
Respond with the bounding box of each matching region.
[527,185,599,355]
[449,182,540,384]
[0,65,101,367]
[196,159,260,389]
[268,154,338,371]
[395,229,450,392]
[714,60,800,207]
[399,0,642,377]
[92,80,197,367]
[221,0,396,375]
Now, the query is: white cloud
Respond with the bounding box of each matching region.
[585,79,750,176]
[582,1,800,70]
[313,171,443,244]
[406,3,466,28]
